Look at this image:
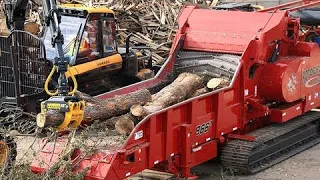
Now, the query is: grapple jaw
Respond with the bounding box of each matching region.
[36,96,86,131]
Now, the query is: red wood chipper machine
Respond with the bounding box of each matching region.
[30,0,320,179]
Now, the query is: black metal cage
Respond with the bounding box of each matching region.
[0,31,47,106]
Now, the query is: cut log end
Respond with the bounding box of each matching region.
[36,110,64,128]
[207,78,223,90]
[36,113,46,128]
[115,115,135,135]
[130,105,146,117]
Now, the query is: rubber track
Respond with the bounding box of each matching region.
[221,111,320,174]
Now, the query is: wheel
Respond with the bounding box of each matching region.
[0,135,17,175]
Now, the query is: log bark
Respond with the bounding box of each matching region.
[191,87,210,97]
[130,73,203,118]
[36,110,64,128]
[37,89,152,128]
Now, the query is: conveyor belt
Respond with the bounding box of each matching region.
[174,51,241,81]
[221,111,320,174]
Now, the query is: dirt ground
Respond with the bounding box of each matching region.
[14,136,320,180]
[131,144,320,180]
[191,144,320,180]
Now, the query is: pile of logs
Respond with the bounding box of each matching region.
[38,72,230,135]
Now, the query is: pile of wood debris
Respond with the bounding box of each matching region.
[79,0,194,64]
[87,0,219,64]
[106,0,182,65]
[0,0,220,64]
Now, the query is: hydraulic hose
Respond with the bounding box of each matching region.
[44,65,78,96]
[44,65,58,96]
[67,65,78,96]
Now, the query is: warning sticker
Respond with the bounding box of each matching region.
[135,130,143,140]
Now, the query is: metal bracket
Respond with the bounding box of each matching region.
[227,134,256,142]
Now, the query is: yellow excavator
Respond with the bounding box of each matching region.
[0,0,155,173]
[1,0,154,106]
[42,3,154,96]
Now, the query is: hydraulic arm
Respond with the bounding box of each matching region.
[36,0,85,131]
[43,0,71,96]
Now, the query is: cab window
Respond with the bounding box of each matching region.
[102,18,116,53]
[77,13,116,62]
[43,15,86,63]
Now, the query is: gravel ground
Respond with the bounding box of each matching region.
[192,144,320,180]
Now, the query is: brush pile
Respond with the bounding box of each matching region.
[88,0,184,65]
[87,0,219,64]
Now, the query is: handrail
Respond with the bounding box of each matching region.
[287,0,320,11]
[259,0,319,12]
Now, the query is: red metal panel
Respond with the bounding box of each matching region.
[180,124,192,177]
[270,102,303,123]
[224,89,239,106]
[304,91,320,112]
[182,9,284,53]
[165,109,174,158]
[148,116,164,167]
[190,141,217,167]
[260,58,304,102]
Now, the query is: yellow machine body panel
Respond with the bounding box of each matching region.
[65,54,123,78]
[59,4,115,14]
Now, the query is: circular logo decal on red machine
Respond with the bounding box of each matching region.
[305,76,320,88]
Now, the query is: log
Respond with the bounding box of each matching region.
[0,19,9,36]
[83,89,151,121]
[191,87,210,97]
[115,73,203,135]
[207,78,223,90]
[36,110,64,128]
[24,22,40,35]
[115,114,136,135]
[37,89,152,128]
[130,73,203,118]
[97,113,137,135]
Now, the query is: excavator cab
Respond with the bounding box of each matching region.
[42,4,153,96]
[43,5,119,65]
